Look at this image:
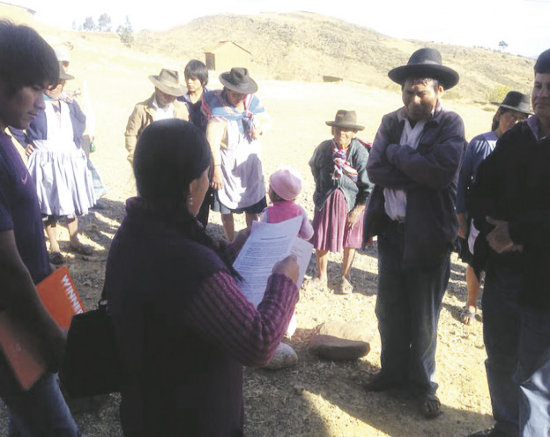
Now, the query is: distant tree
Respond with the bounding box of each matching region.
[498,40,508,51]
[82,16,96,31]
[97,13,112,32]
[117,16,134,47]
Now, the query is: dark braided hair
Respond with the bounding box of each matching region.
[133,119,239,276]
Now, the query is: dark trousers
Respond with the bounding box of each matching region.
[518,309,550,436]
[482,258,522,436]
[483,257,550,436]
[375,224,450,395]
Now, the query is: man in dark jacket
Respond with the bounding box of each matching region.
[363,48,465,419]
[0,21,79,436]
[468,48,550,437]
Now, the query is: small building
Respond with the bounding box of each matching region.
[204,41,252,72]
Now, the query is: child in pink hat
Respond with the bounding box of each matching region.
[260,167,312,366]
[260,167,313,240]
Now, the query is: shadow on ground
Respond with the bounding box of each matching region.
[244,327,493,437]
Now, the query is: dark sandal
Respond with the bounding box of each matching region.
[68,244,93,256]
[49,251,65,265]
[419,393,441,419]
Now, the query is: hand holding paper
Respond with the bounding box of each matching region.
[272,255,299,284]
[233,216,313,307]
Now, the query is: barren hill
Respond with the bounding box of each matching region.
[2,7,534,103]
[134,11,535,101]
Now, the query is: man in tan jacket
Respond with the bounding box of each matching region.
[125,68,189,163]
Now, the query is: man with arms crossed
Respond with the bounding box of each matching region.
[0,21,79,435]
[364,48,465,419]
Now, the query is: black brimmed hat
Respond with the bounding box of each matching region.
[325,110,364,131]
[388,48,459,90]
[219,67,258,94]
[492,91,533,115]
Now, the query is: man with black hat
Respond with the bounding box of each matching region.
[468,48,550,437]
[363,48,465,419]
[124,68,189,163]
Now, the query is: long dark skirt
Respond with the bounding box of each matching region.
[312,189,364,252]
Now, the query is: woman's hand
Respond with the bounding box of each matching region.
[25,144,34,157]
[272,255,299,284]
[346,206,364,230]
[232,228,250,251]
[211,165,224,190]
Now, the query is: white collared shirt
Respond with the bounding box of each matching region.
[383,116,427,222]
[152,96,175,121]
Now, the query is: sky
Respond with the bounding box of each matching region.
[7,0,550,59]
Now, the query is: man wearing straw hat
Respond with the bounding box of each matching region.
[124,68,189,163]
[363,48,465,419]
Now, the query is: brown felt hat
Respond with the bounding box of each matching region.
[325,110,364,131]
[149,69,186,97]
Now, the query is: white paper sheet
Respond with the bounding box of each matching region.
[233,216,313,307]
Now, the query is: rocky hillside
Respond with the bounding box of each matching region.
[2,6,534,103]
[133,12,534,101]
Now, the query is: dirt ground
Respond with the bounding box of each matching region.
[0,31,504,436]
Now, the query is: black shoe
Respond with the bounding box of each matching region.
[49,251,65,265]
[468,427,509,437]
[363,373,405,392]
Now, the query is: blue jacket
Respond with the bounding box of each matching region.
[10,98,86,148]
[456,131,497,214]
[364,105,465,268]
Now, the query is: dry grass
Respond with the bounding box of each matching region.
[0,9,532,436]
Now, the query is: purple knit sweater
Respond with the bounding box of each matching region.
[105,198,298,436]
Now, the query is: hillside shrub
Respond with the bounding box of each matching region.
[485,84,509,104]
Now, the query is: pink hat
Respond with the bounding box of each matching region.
[270,167,302,201]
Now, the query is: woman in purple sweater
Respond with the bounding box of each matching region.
[104,119,299,436]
